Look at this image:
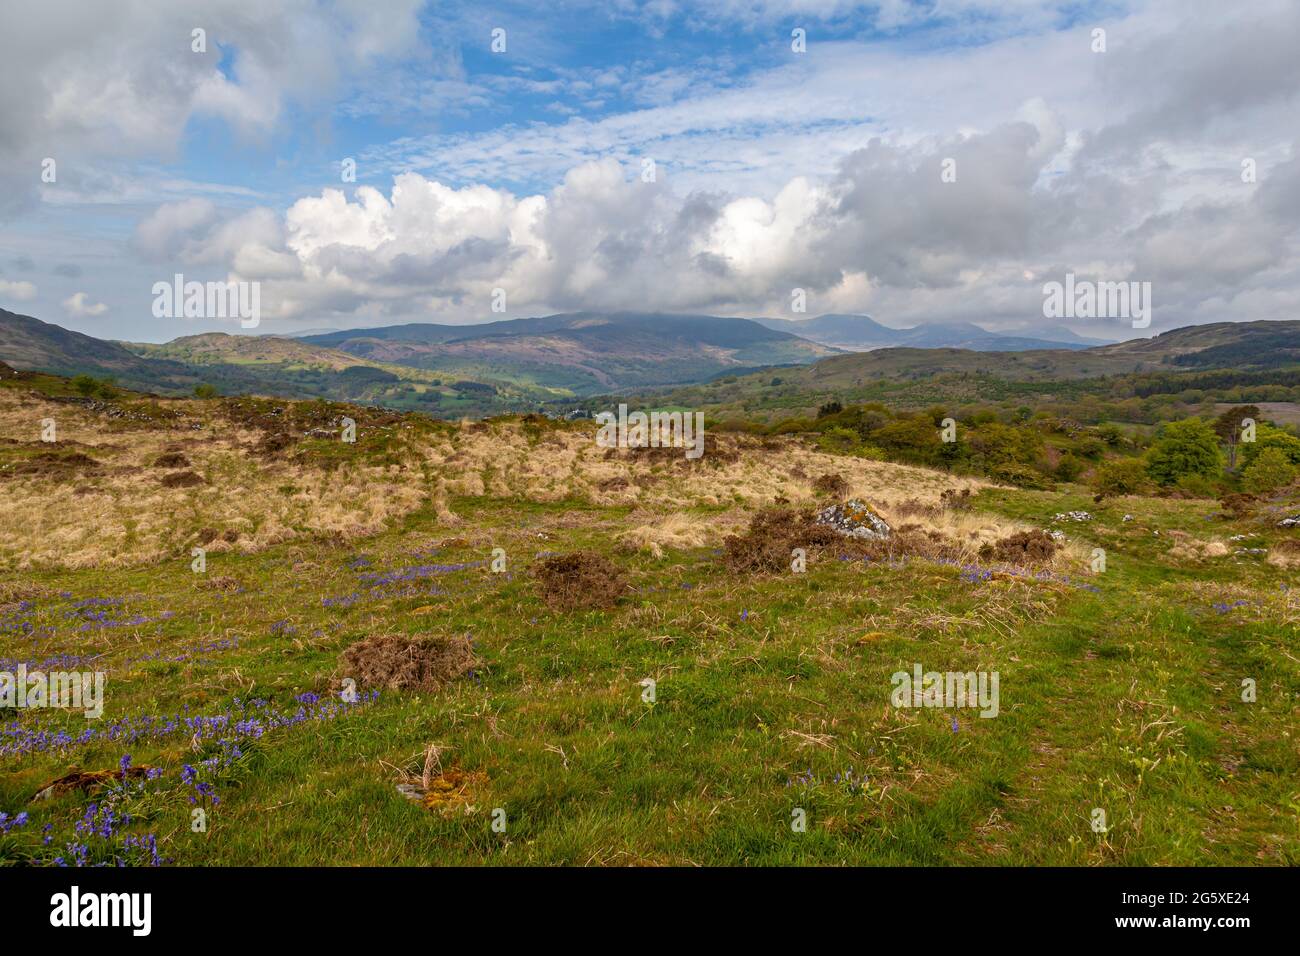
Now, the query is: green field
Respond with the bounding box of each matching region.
[3,478,1296,865]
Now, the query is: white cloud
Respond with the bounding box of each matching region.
[0,0,425,218]
[0,280,38,302]
[62,292,109,317]
[10,0,1300,337]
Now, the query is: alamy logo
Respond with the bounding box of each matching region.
[595,403,705,460]
[1042,272,1151,329]
[0,666,105,718]
[151,273,260,328]
[50,886,151,936]
[890,663,999,718]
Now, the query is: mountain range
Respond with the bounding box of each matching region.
[2,307,1294,417]
[751,313,1113,351]
[299,312,839,392]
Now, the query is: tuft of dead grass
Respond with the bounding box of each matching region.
[617,512,715,557]
[1267,538,1300,569]
[159,469,205,488]
[979,529,1059,565]
[812,473,849,498]
[341,633,479,691]
[533,551,628,610]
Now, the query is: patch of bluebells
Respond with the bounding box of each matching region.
[1212,600,1251,615]
[1,756,168,867]
[55,778,165,867]
[0,690,378,759]
[125,637,239,667]
[358,561,485,588]
[0,600,50,639]
[935,557,1102,593]
[9,691,377,866]
[784,766,874,796]
[68,610,175,633]
[0,640,238,677]
[322,582,449,609]
[0,651,100,672]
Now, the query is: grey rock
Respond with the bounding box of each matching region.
[814,499,891,540]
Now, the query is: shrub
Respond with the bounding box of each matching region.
[1055,454,1085,482]
[723,507,837,574]
[1145,418,1223,486]
[816,427,863,455]
[979,529,1058,565]
[1172,473,1218,499]
[1240,423,1300,468]
[1092,458,1149,497]
[341,633,478,691]
[1219,492,1256,520]
[1241,447,1297,494]
[988,463,1052,490]
[812,473,849,498]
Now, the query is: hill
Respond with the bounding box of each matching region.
[603,320,1300,424]
[0,308,202,394]
[302,311,840,393]
[752,314,1106,351]
[0,312,562,415]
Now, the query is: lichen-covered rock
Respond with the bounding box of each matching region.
[814,499,891,540]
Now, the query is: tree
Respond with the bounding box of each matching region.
[1241,447,1297,495]
[1214,404,1260,470]
[872,415,943,464]
[193,383,218,399]
[1145,418,1223,486]
[1240,422,1300,468]
[72,374,97,396]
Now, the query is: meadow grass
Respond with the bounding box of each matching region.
[3,472,1296,865]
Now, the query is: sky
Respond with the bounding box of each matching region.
[0,0,1298,343]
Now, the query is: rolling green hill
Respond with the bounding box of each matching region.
[600,320,1300,425]
[0,308,203,394]
[302,311,840,393]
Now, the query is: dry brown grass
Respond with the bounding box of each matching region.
[979,529,1060,565]
[0,387,1031,572]
[1266,538,1300,569]
[0,390,427,569]
[617,512,720,557]
[341,633,479,691]
[533,551,628,610]
[1166,535,1230,563]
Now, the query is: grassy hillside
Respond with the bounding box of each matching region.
[605,321,1300,428]
[0,370,1296,866]
[124,331,565,415]
[0,309,203,395]
[303,312,840,394]
[754,314,1099,351]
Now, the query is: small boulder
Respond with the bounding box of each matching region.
[814,499,891,540]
